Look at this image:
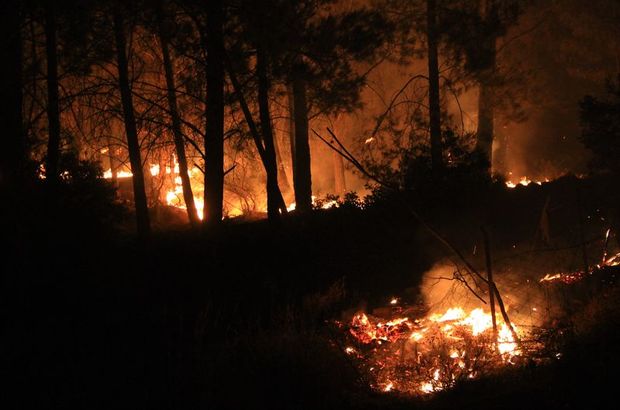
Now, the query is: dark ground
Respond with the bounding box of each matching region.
[2,174,620,409]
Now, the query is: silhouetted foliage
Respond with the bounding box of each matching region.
[48,153,125,230]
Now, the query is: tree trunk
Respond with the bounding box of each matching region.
[113,11,151,236]
[44,2,61,184]
[476,0,497,174]
[476,73,495,171]
[257,47,284,222]
[156,2,199,226]
[224,51,287,216]
[272,126,292,198]
[287,84,296,181]
[427,0,443,176]
[291,64,312,213]
[0,0,24,187]
[204,0,225,224]
[482,227,498,339]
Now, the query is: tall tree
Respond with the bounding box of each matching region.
[113,9,151,236]
[155,0,199,226]
[232,0,389,214]
[44,1,61,184]
[427,0,444,176]
[256,46,287,221]
[224,50,288,220]
[432,0,521,175]
[475,0,498,172]
[291,61,312,213]
[272,126,293,199]
[203,0,225,224]
[224,0,290,221]
[283,2,391,212]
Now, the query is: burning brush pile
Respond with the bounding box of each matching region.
[332,239,620,396]
[334,298,540,395]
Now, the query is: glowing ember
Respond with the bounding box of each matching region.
[539,251,620,284]
[539,273,564,283]
[350,313,410,344]
[604,252,620,267]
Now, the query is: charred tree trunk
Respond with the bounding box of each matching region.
[291,64,312,213]
[0,0,24,187]
[156,2,199,226]
[476,1,497,174]
[427,0,444,176]
[44,2,61,184]
[113,11,150,236]
[256,47,285,221]
[204,0,225,224]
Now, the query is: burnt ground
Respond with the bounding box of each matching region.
[2,173,620,409]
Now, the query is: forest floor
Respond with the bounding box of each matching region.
[3,174,620,409]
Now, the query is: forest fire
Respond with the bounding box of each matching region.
[103,164,207,219]
[103,163,341,219]
[339,303,527,395]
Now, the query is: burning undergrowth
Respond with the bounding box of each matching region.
[332,247,620,397]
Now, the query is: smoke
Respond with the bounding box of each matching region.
[419,260,565,330]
